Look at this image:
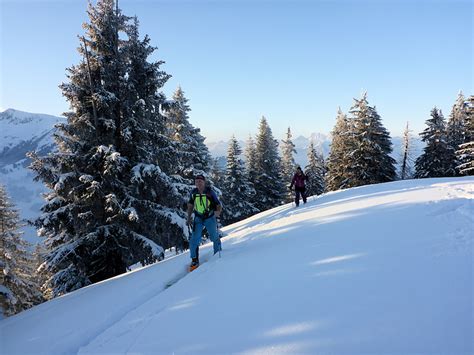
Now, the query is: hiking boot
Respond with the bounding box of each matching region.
[189,258,199,272]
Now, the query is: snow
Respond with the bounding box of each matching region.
[1,177,473,354]
[0,109,63,245]
[0,109,60,153]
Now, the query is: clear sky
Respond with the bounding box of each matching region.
[1,0,472,142]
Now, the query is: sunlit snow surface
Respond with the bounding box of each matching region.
[1,177,473,354]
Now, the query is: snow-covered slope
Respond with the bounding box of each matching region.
[0,109,63,244]
[1,177,473,354]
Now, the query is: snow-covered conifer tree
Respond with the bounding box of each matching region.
[120,16,188,254]
[165,86,211,178]
[399,122,415,180]
[28,0,186,298]
[304,141,325,196]
[253,117,286,211]
[280,127,297,202]
[244,135,258,185]
[221,136,259,225]
[456,95,474,175]
[325,108,354,191]
[209,158,225,193]
[31,243,48,300]
[346,93,396,187]
[162,85,213,246]
[447,92,468,176]
[244,135,259,208]
[0,185,42,317]
[415,107,454,178]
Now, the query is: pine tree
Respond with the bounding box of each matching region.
[325,108,354,191]
[221,136,259,225]
[456,95,474,175]
[209,158,225,193]
[253,116,286,211]
[280,127,297,202]
[165,86,212,178]
[163,85,213,247]
[415,107,454,178]
[121,16,188,253]
[28,0,186,298]
[244,134,259,208]
[244,135,258,184]
[447,92,467,176]
[399,122,415,180]
[0,185,42,317]
[346,93,396,187]
[32,243,48,299]
[305,141,326,196]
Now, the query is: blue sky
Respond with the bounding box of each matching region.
[1,0,472,142]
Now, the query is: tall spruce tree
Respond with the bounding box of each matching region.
[253,117,286,211]
[280,127,297,202]
[244,134,259,207]
[447,92,468,176]
[456,95,474,175]
[221,136,259,225]
[305,141,326,196]
[209,158,225,193]
[164,85,213,240]
[28,0,186,298]
[326,108,354,191]
[399,122,415,180]
[346,93,396,187]
[0,185,42,317]
[415,107,454,178]
[165,86,211,178]
[121,17,188,253]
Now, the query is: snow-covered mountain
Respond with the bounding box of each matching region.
[292,133,331,165]
[0,109,63,244]
[2,177,472,354]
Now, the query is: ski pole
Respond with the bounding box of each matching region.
[217,217,222,258]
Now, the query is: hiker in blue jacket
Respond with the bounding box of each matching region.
[187,174,222,270]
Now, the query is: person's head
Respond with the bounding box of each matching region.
[194,174,206,190]
[296,166,302,174]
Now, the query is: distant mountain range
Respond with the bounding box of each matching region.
[0,108,424,244]
[0,109,63,244]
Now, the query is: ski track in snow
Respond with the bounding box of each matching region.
[80,178,473,354]
[77,251,221,354]
[76,250,218,354]
[73,285,170,354]
[429,181,474,256]
[2,177,473,355]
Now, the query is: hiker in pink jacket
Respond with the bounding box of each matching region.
[289,166,308,207]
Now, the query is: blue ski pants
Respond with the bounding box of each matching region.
[190,214,221,259]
